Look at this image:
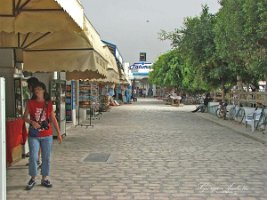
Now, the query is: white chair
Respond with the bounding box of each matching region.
[245,109,262,132]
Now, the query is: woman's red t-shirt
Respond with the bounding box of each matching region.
[27,100,53,137]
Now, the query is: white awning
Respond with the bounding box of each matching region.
[54,0,84,29]
[0,0,82,33]
[0,0,108,79]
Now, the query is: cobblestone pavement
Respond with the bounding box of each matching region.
[7,98,267,200]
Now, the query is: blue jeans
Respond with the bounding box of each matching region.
[28,136,53,177]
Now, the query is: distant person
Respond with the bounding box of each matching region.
[132,88,137,102]
[192,93,213,113]
[139,89,143,97]
[27,77,39,98]
[250,84,257,107]
[125,85,131,103]
[148,88,153,97]
[143,88,146,98]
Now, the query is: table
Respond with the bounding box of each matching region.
[6,118,27,164]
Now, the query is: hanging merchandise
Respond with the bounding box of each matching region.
[90,82,100,116]
[14,78,31,118]
[65,80,76,122]
[78,81,101,127]
[99,84,110,112]
[50,80,66,137]
[65,82,72,122]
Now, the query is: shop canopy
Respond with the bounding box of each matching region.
[0,0,107,79]
[88,46,120,83]
[103,46,120,83]
[89,70,120,84]
[119,70,131,85]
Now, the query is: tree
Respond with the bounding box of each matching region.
[214,0,263,90]
[157,1,267,95]
[165,5,236,98]
[149,50,183,90]
[242,0,267,89]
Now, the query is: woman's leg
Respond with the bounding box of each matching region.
[28,137,40,177]
[40,136,53,178]
[38,148,41,164]
[192,105,200,112]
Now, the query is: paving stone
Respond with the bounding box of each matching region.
[6,99,267,199]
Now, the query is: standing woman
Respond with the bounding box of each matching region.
[26,77,42,166]
[23,82,62,190]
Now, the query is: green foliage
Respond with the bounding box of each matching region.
[149,50,183,89]
[242,0,267,75]
[177,5,236,91]
[214,0,265,84]
[154,1,267,93]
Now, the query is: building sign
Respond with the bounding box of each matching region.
[129,62,153,78]
[140,52,146,62]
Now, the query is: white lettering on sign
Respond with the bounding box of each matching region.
[129,63,153,70]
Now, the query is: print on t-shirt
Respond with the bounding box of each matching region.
[34,108,47,123]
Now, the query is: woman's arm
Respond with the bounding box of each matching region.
[50,111,62,144]
[23,102,40,129]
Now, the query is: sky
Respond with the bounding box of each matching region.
[80,0,221,65]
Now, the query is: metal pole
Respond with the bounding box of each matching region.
[90,83,92,126]
[0,77,6,200]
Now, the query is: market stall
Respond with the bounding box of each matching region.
[0,0,109,167]
[66,80,77,123]
[78,80,101,127]
[50,80,66,137]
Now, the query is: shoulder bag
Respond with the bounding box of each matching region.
[29,102,47,137]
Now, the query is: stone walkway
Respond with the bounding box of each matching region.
[6,98,267,200]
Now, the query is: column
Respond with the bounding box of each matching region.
[0,77,6,200]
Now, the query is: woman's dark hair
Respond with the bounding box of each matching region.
[32,81,51,101]
[27,77,39,89]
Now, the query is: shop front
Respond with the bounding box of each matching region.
[70,45,120,126]
[0,0,109,167]
[129,62,155,97]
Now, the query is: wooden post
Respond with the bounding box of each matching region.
[237,75,243,91]
[221,81,225,101]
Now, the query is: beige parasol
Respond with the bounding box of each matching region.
[0,0,107,78]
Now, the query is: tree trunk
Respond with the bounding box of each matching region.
[265,73,267,92]
[237,75,242,91]
[221,81,225,101]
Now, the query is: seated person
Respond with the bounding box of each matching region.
[192,93,213,113]
[169,91,181,100]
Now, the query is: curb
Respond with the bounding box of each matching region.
[196,112,267,146]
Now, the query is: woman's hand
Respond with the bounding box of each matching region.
[31,121,41,129]
[57,134,63,144]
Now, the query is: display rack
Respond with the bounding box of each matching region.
[78,81,101,128]
[99,95,109,112]
[50,80,66,136]
[78,81,92,127]
[90,82,101,120]
[14,78,30,118]
[65,82,72,122]
[65,81,76,122]
[99,85,110,112]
